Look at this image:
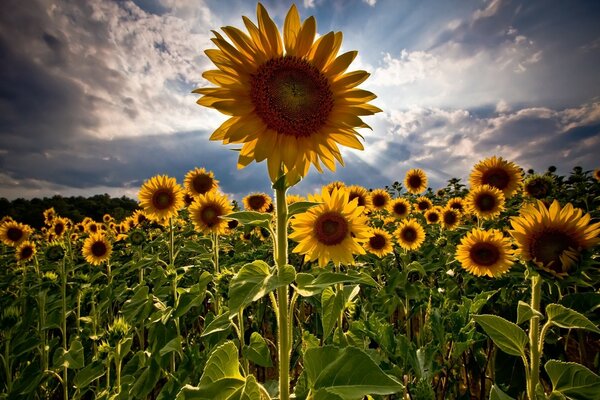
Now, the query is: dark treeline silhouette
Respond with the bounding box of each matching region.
[0,194,138,229]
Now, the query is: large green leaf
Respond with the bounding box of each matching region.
[121,285,153,324]
[202,312,233,337]
[545,304,600,334]
[73,360,105,390]
[228,261,295,316]
[223,211,272,229]
[174,272,212,318]
[489,385,516,400]
[296,271,378,297]
[304,345,404,399]
[473,315,528,358]
[517,300,543,325]
[130,359,161,399]
[545,360,600,400]
[288,201,321,217]
[54,338,85,369]
[321,287,345,341]
[242,332,272,367]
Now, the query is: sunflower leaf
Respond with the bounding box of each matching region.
[295,271,378,297]
[489,385,516,400]
[223,211,272,228]
[545,360,600,400]
[517,300,543,325]
[545,304,600,333]
[288,201,322,217]
[472,315,528,358]
[321,287,345,341]
[242,332,272,367]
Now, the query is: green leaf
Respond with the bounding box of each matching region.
[288,201,321,217]
[174,272,212,318]
[159,336,183,357]
[130,359,161,399]
[202,312,233,337]
[228,261,295,316]
[545,360,600,400]
[304,345,404,398]
[517,300,544,325]
[54,338,85,369]
[489,385,516,400]
[74,361,105,389]
[224,211,272,229]
[242,332,272,367]
[296,271,378,297]
[473,315,528,358]
[546,304,600,334]
[470,290,499,315]
[234,375,264,400]
[321,287,345,341]
[122,285,152,324]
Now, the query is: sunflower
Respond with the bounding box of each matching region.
[286,194,305,205]
[16,241,36,263]
[103,214,113,223]
[466,185,505,220]
[510,200,600,277]
[389,198,411,219]
[523,174,554,199]
[325,181,346,194]
[195,3,381,182]
[184,167,219,197]
[0,221,32,247]
[395,218,426,251]
[132,210,148,226]
[456,229,514,277]
[243,193,273,212]
[290,187,370,267]
[425,207,442,225]
[364,228,394,257]
[346,185,372,212]
[370,189,391,211]
[404,168,428,194]
[415,196,433,213]
[446,197,466,214]
[138,175,185,222]
[82,233,113,266]
[51,217,69,239]
[594,169,600,182]
[189,191,234,235]
[43,208,56,225]
[441,207,461,230]
[469,156,522,198]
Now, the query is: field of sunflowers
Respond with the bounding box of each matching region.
[2,3,600,400]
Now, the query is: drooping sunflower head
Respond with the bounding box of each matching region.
[441,207,461,230]
[523,174,554,199]
[195,3,381,182]
[466,185,505,220]
[364,228,394,258]
[469,156,522,198]
[370,189,391,211]
[425,207,442,225]
[404,168,428,194]
[189,191,234,235]
[446,197,466,214]
[82,233,113,266]
[395,218,426,251]
[389,198,411,219]
[0,221,33,247]
[510,200,600,277]
[290,187,370,267]
[43,207,56,225]
[184,167,219,198]
[243,192,273,213]
[347,185,372,212]
[138,175,185,222]
[415,196,433,213]
[456,228,514,278]
[16,241,36,263]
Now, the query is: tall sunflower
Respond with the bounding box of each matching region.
[469,156,522,198]
[456,229,514,278]
[510,200,600,277]
[43,208,56,226]
[189,191,234,235]
[404,169,428,194]
[16,241,36,263]
[466,185,505,220]
[243,193,273,212]
[370,189,391,211]
[184,167,219,198]
[195,3,381,182]
[290,187,370,267]
[82,233,113,266]
[389,198,411,219]
[347,185,372,212]
[395,218,426,251]
[51,217,69,239]
[138,175,185,222]
[415,196,433,213]
[364,228,393,257]
[0,221,33,247]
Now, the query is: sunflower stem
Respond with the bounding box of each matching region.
[212,233,221,315]
[61,258,69,400]
[275,180,291,400]
[528,274,542,399]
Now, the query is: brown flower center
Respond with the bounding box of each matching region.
[525,179,550,199]
[250,56,334,138]
[475,193,497,212]
[372,194,387,208]
[417,200,431,211]
[407,175,423,189]
[54,222,65,236]
[314,212,349,246]
[427,212,440,223]
[393,202,407,216]
[7,227,23,242]
[443,211,457,225]
[531,230,576,271]
[20,246,34,260]
[200,205,220,227]
[470,242,500,266]
[401,227,417,243]
[192,174,214,195]
[449,202,464,212]
[247,195,266,211]
[369,233,387,250]
[349,193,366,207]
[91,241,108,257]
[152,189,174,210]
[482,168,510,190]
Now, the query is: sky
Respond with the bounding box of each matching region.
[1,0,599,201]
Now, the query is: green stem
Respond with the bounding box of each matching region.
[528,274,542,399]
[238,309,249,375]
[61,258,68,400]
[213,233,221,315]
[115,344,122,394]
[3,333,11,393]
[169,218,180,372]
[275,182,291,400]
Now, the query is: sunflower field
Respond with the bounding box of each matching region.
[2,3,600,400]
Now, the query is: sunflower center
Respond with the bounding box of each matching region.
[54,223,65,236]
[250,56,333,138]
[470,242,500,266]
[200,206,220,227]
[91,241,108,257]
[401,227,417,243]
[475,193,496,212]
[349,193,366,207]
[407,175,422,189]
[20,246,34,260]
[7,227,23,242]
[427,212,440,223]
[531,230,575,269]
[525,179,549,199]
[482,168,510,190]
[372,194,387,208]
[192,174,213,195]
[418,201,430,211]
[369,234,387,250]
[314,212,349,246]
[450,202,463,212]
[152,190,174,210]
[393,203,407,216]
[443,211,457,225]
[248,195,266,210]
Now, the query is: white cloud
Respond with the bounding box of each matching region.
[370,50,439,86]
[362,0,377,6]
[303,0,315,9]
[473,0,503,21]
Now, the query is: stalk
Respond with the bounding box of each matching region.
[168,217,180,372]
[212,233,221,314]
[61,258,68,400]
[527,274,542,399]
[238,309,249,375]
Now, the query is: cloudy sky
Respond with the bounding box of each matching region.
[1,0,599,201]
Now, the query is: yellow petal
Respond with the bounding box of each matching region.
[257,3,283,57]
[283,4,301,55]
[294,16,316,57]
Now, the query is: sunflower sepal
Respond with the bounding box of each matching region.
[223,211,273,229]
